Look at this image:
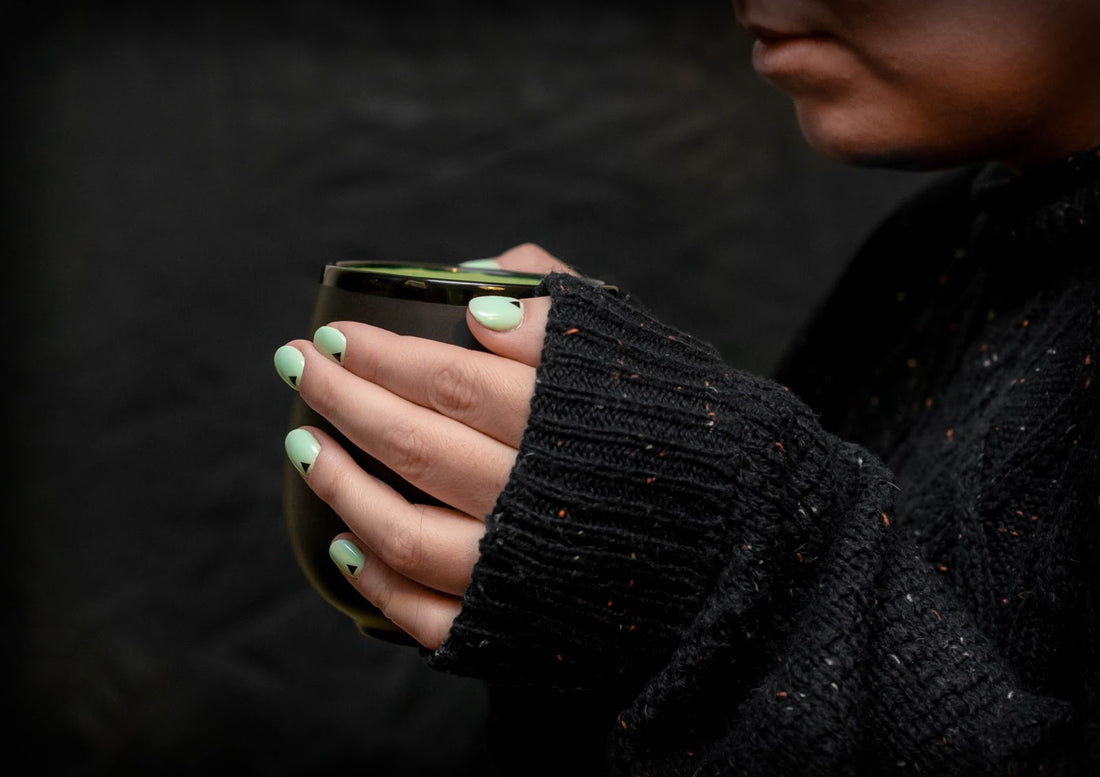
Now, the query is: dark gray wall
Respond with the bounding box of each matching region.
[5,2,929,774]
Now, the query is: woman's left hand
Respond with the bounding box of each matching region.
[275,245,570,649]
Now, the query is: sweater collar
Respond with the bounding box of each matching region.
[970,147,1100,248]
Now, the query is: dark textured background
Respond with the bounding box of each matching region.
[5,1,929,774]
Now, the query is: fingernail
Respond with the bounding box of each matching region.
[329,538,365,579]
[458,258,501,269]
[285,427,320,477]
[313,325,346,364]
[469,295,523,331]
[274,345,305,390]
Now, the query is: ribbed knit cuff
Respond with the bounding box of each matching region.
[428,273,840,689]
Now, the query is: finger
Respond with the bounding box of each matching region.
[330,533,461,650]
[288,425,485,595]
[492,242,580,276]
[313,323,535,447]
[466,295,552,368]
[292,342,516,519]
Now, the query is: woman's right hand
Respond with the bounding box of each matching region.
[277,244,578,649]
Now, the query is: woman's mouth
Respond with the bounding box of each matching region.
[743,24,839,85]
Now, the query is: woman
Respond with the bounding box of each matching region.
[274,1,1100,773]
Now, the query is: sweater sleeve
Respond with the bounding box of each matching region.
[427,273,1071,775]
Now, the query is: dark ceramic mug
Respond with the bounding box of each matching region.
[282,260,545,644]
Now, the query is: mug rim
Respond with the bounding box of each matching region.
[322,259,546,296]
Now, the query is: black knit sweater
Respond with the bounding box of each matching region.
[428,150,1100,776]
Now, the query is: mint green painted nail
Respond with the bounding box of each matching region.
[274,345,305,390]
[285,427,320,477]
[329,538,365,578]
[313,325,347,364]
[458,258,502,269]
[469,295,523,331]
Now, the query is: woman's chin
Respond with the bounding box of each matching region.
[794,108,963,171]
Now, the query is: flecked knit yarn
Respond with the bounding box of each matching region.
[428,150,1100,776]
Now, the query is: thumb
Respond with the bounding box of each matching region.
[466,295,551,367]
[489,243,580,277]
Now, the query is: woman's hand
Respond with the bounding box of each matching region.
[276,244,574,649]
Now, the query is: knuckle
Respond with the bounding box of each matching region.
[512,241,554,261]
[428,359,480,418]
[381,420,434,482]
[381,514,424,575]
[514,242,550,261]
